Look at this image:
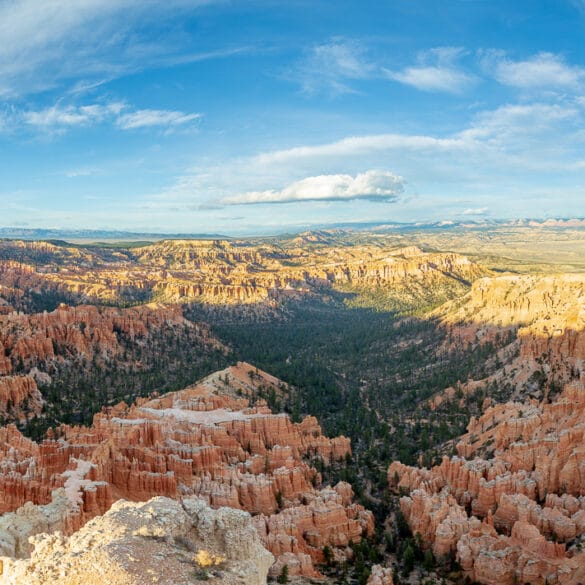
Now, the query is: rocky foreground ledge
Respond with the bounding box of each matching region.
[0,496,273,585]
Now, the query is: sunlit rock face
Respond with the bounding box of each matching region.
[0,302,220,371]
[435,274,585,394]
[0,362,373,578]
[0,238,488,308]
[379,271,585,585]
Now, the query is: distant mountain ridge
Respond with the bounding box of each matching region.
[0,227,226,241]
[1,218,584,241]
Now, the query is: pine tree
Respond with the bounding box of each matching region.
[402,543,415,576]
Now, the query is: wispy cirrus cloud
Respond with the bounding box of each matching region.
[222,170,404,205]
[0,0,226,97]
[254,133,468,166]
[458,102,579,143]
[116,109,202,130]
[488,51,585,89]
[293,39,375,95]
[384,47,476,93]
[64,167,101,179]
[146,92,585,219]
[14,102,201,133]
[23,102,125,127]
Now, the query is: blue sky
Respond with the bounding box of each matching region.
[1,0,584,234]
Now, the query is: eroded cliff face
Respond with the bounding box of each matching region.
[0,376,43,422]
[0,363,373,578]
[0,496,274,585]
[0,301,226,424]
[0,302,219,370]
[389,379,585,585]
[0,239,488,309]
[435,274,585,398]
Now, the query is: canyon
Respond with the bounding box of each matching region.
[0,238,488,311]
[0,226,584,583]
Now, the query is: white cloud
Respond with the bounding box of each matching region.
[491,52,584,89]
[116,109,202,129]
[255,133,468,166]
[459,103,578,142]
[462,207,488,215]
[294,39,375,95]
[222,170,404,205]
[23,102,124,127]
[16,102,200,132]
[146,96,585,218]
[0,0,222,97]
[385,47,475,93]
[64,167,100,178]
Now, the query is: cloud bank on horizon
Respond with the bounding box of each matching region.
[0,0,584,234]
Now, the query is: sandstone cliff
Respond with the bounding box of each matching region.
[434,273,585,399]
[0,301,226,423]
[0,376,43,422]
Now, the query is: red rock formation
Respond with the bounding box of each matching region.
[254,483,374,578]
[0,375,43,421]
[0,302,223,384]
[0,364,372,577]
[389,381,585,584]
[435,274,585,396]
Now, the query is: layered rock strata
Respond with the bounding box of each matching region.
[0,302,219,374]
[435,274,585,396]
[0,376,43,422]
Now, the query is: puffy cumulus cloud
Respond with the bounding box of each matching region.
[385,47,475,94]
[222,170,404,205]
[490,52,584,89]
